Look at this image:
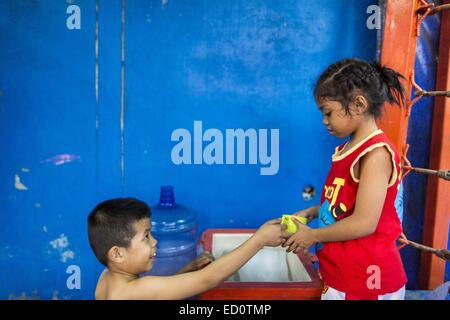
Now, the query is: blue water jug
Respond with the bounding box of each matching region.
[148,186,198,276]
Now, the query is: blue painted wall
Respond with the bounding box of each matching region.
[0,0,378,299]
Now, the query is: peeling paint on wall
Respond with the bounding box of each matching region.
[50,234,69,250]
[8,290,40,300]
[49,234,75,263]
[61,250,75,263]
[52,290,61,300]
[50,291,71,300]
[14,174,28,190]
[7,289,71,300]
[40,154,80,166]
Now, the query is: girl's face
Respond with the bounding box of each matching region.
[317,99,360,138]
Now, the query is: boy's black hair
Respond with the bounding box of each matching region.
[87,198,151,266]
[314,58,406,118]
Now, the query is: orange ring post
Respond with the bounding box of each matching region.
[419,0,450,290]
[379,0,450,289]
[377,0,419,157]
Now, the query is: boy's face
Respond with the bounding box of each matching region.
[121,218,158,275]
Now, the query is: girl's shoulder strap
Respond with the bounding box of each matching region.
[332,129,384,161]
[348,130,401,186]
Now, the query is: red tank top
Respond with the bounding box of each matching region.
[316,129,407,296]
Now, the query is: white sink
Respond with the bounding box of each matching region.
[212,233,312,283]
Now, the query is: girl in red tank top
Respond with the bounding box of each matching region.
[282,58,408,300]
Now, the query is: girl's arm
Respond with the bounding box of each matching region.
[292,205,320,223]
[284,147,392,252]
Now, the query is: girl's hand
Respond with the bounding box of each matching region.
[292,205,319,224]
[282,219,317,254]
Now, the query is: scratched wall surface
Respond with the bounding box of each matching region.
[0,0,100,300]
[0,0,377,299]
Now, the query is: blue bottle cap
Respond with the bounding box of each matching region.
[160,185,175,206]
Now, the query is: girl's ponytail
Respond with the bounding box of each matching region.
[314,58,407,119]
[371,62,406,107]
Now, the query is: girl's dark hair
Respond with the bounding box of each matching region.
[87,198,151,266]
[314,58,406,118]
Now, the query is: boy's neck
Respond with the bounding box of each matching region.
[108,267,139,282]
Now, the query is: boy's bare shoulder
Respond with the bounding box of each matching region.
[95,269,108,300]
[95,272,164,300]
[94,269,109,300]
[95,269,131,300]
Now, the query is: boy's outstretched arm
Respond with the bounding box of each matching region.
[124,219,285,300]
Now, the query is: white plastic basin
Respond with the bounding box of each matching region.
[212,233,312,283]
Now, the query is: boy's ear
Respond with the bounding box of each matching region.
[108,246,126,264]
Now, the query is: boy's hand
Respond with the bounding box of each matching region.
[191,251,214,270]
[282,219,317,254]
[176,251,214,274]
[254,219,287,247]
